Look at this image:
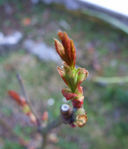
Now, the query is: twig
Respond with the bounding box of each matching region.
[41,134,47,149]
[40,116,63,149]
[16,74,71,148]
[41,104,72,135]
[16,73,64,149]
[16,73,41,126]
[40,104,72,148]
[16,73,28,101]
[41,116,63,135]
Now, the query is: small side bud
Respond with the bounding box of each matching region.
[77,68,89,84]
[29,113,37,124]
[62,88,77,100]
[72,96,84,108]
[8,90,26,106]
[75,114,88,127]
[74,108,88,127]
[54,39,65,59]
[22,104,31,115]
[42,111,48,121]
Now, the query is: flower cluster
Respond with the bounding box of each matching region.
[54,32,89,127]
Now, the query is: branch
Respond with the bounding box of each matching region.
[92,76,128,84]
[40,116,63,149]
[41,116,63,135]
[41,104,73,135]
[16,73,41,126]
[40,104,73,149]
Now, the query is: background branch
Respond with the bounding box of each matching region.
[92,76,128,84]
[16,73,41,126]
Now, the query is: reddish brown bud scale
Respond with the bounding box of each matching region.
[64,34,72,65]
[70,40,76,66]
[8,90,26,106]
[58,31,63,40]
[8,90,37,125]
[8,90,21,105]
[57,66,69,86]
[62,88,77,100]
[55,31,76,67]
[42,111,48,121]
[54,39,65,61]
[58,32,71,65]
[72,97,84,108]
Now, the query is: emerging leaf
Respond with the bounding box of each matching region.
[54,32,76,67]
[54,32,89,127]
[62,88,77,100]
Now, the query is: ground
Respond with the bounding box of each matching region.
[0,1,128,149]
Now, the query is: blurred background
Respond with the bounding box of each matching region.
[0,0,128,149]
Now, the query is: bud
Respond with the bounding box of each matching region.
[72,96,84,108]
[57,66,68,86]
[8,90,37,125]
[70,39,76,67]
[62,88,77,100]
[54,32,89,128]
[55,31,76,67]
[63,63,78,91]
[75,113,88,127]
[42,111,48,121]
[76,107,85,115]
[8,90,26,106]
[29,113,37,124]
[22,104,31,115]
[77,68,89,84]
[54,39,65,60]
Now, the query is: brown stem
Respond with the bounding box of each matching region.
[16,73,28,102]
[39,116,63,149]
[41,116,63,134]
[39,104,73,148]
[41,134,47,149]
[16,73,41,126]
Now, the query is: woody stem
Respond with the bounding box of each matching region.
[16,73,41,126]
